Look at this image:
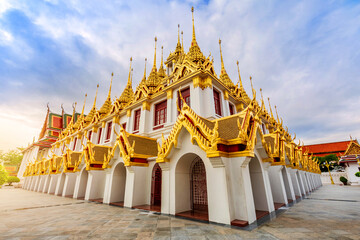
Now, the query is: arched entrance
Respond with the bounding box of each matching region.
[77,169,88,200]
[249,156,270,220]
[175,154,209,221]
[191,157,208,212]
[109,162,127,206]
[151,163,162,207]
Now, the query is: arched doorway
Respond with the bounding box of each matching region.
[77,169,88,200]
[151,163,162,207]
[109,162,127,206]
[249,156,270,220]
[175,154,209,221]
[191,157,208,212]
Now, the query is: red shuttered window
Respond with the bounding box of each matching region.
[105,122,112,142]
[178,88,190,110]
[133,109,141,132]
[229,103,234,115]
[97,128,102,144]
[213,89,222,116]
[155,100,167,127]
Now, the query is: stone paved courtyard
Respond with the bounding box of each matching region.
[0,185,359,239]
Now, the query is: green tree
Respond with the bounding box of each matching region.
[6,176,20,186]
[0,165,8,188]
[1,149,23,166]
[316,154,339,172]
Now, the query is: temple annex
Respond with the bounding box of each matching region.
[19,8,322,227]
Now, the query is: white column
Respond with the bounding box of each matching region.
[289,169,301,198]
[85,170,106,201]
[282,167,296,201]
[123,166,148,208]
[268,166,288,205]
[62,172,77,197]
[159,163,170,214]
[261,162,276,212]
[48,174,59,194]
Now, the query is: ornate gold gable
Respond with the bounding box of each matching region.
[63,149,83,173]
[157,97,272,162]
[104,127,158,168]
[344,140,360,155]
[82,140,112,171]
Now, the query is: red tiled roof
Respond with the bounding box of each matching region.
[302,141,352,157]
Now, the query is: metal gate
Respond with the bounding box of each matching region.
[191,157,208,211]
[151,163,162,206]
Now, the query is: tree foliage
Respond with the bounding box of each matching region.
[0,165,8,187]
[315,154,339,172]
[6,176,20,186]
[0,148,23,166]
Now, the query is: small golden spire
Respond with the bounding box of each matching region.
[143,58,147,80]
[178,24,180,45]
[107,72,113,98]
[93,84,99,108]
[250,76,255,98]
[236,61,244,89]
[161,46,164,67]
[267,97,274,119]
[131,68,133,84]
[274,105,280,122]
[71,102,77,123]
[153,37,157,70]
[191,6,196,44]
[219,39,225,70]
[260,88,264,108]
[181,31,184,50]
[128,57,133,85]
[81,93,87,115]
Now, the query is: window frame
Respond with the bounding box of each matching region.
[97,128,103,144]
[133,109,141,132]
[213,88,222,116]
[154,100,167,129]
[104,121,112,143]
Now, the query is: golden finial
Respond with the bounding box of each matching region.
[107,72,113,99]
[131,68,133,85]
[81,93,87,115]
[143,58,147,80]
[250,76,255,98]
[153,37,157,70]
[219,39,225,70]
[191,6,197,44]
[161,46,164,67]
[236,61,244,89]
[260,88,265,108]
[274,105,280,122]
[350,134,353,141]
[71,102,77,123]
[128,57,133,85]
[267,97,274,118]
[92,84,99,108]
[177,24,180,45]
[181,31,184,50]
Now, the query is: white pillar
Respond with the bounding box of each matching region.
[159,163,170,214]
[268,165,288,205]
[123,166,148,208]
[48,174,59,194]
[289,169,301,198]
[85,170,106,201]
[62,172,77,197]
[282,167,296,201]
[55,173,66,196]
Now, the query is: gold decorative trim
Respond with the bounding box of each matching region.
[142,101,150,111]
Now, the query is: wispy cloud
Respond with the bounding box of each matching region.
[0,0,359,151]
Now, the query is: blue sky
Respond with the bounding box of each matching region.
[0,0,359,151]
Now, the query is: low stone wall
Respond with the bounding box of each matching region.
[321,172,348,185]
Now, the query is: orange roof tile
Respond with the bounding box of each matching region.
[303,141,352,157]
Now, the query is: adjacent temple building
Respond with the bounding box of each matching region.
[19,8,321,227]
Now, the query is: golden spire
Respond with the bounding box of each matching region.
[236,61,244,90]
[274,105,280,122]
[152,37,157,71]
[142,58,147,81]
[218,39,234,89]
[267,97,274,119]
[260,88,265,109]
[81,93,87,115]
[178,24,180,46]
[186,6,205,62]
[191,6,196,44]
[219,39,225,70]
[128,57,133,85]
[181,30,184,50]
[99,73,114,115]
[108,72,113,98]
[159,46,166,78]
[71,102,77,124]
[93,84,99,109]
[250,76,255,98]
